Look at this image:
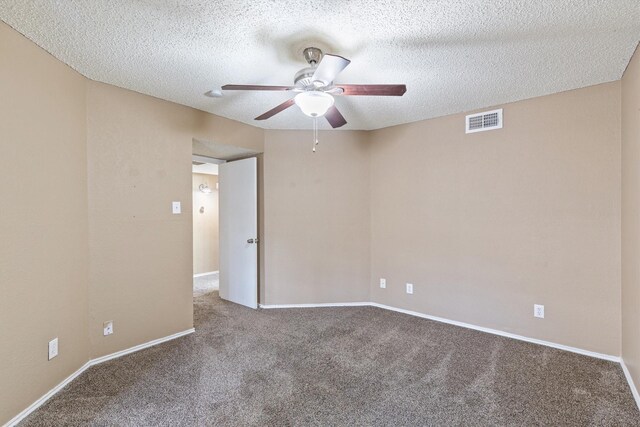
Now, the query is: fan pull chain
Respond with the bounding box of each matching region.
[312,117,319,153]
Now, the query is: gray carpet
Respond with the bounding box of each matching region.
[193,273,219,296]
[22,291,640,426]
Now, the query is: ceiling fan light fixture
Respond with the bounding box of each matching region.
[294,91,334,117]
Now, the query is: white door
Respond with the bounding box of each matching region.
[218,157,258,309]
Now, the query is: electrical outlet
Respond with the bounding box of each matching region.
[534,304,545,319]
[380,278,386,289]
[48,338,58,360]
[103,321,113,336]
[406,283,413,294]
[172,201,181,214]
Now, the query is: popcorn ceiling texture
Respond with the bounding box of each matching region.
[1,1,639,130]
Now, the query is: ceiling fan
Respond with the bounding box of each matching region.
[222,47,407,129]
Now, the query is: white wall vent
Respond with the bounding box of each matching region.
[465,109,503,133]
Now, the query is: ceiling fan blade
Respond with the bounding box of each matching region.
[222,84,295,91]
[254,98,296,120]
[337,84,407,96]
[325,105,347,128]
[312,54,351,87]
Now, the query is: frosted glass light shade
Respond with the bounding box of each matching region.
[294,92,334,117]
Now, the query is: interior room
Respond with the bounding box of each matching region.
[1,1,639,425]
[192,158,220,295]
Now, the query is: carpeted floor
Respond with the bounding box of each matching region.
[22,291,640,426]
[193,272,219,296]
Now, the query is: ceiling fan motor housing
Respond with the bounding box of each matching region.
[295,47,324,88]
[294,67,317,87]
[303,47,323,65]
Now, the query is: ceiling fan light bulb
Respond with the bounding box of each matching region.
[294,92,334,117]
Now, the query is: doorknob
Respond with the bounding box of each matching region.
[247,238,259,244]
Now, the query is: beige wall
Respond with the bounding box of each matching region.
[193,173,219,274]
[369,82,622,356]
[1,21,265,424]
[85,73,263,359]
[263,130,371,304]
[1,16,636,424]
[86,81,196,357]
[622,45,640,391]
[0,21,90,423]
[85,82,262,359]
[191,112,264,154]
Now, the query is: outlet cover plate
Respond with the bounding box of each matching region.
[48,338,58,360]
[406,283,413,294]
[103,321,113,336]
[380,278,386,289]
[534,304,545,318]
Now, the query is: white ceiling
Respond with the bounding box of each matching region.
[1,1,638,130]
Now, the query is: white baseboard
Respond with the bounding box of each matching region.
[3,328,195,427]
[621,359,640,410]
[260,301,619,363]
[259,302,370,309]
[5,301,635,425]
[193,271,218,278]
[257,301,639,404]
[90,328,195,365]
[368,303,620,362]
[3,361,92,427]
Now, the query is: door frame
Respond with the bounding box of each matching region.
[190,153,261,308]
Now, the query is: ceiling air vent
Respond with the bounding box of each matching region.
[465,109,503,134]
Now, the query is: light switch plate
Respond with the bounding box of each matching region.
[380,278,386,289]
[172,201,181,214]
[406,283,413,294]
[48,338,58,360]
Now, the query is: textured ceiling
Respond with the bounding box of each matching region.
[1,1,639,130]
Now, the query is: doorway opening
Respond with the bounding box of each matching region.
[192,155,223,296]
[191,140,261,310]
